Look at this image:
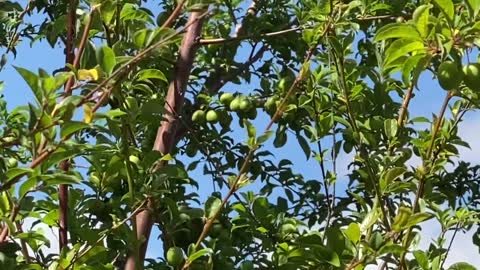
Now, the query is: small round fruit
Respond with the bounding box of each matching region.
[280,223,296,236]
[247,108,257,119]
[396,16,405,23]
[265,96,277,109]
[206,110,219,123]
[463,63,480,90]
[229,97,241,111]
[239,98,252,111]
[437,61,463,90]
[219,93,234,105]
[192,110,206,123]
[210,223,223,238]
[6,158,18,168]
[178,212,191,223]
[128,155,140,165]
[166,247,184,266]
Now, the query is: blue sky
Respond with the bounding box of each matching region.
[1,1,479,268]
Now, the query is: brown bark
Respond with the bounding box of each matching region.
[124,10,207,270]
[58,0,77,252]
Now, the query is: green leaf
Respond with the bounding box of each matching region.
[369,231,384,251]
[252,197,270,218]
[384,119,398,139]
[273,130,287,148]
[313,246,340,267]
[44,147,81,169]
[318,0,331,14]
[257,130,274,145]
[413,250,430,270]
[61,121,90,139]
[432,0,455,23]
[360,208,379,232]
[16,231,50,247]
[96,45,116,75]
[403,212,432,228]
[380,167,406,192]
[466,0,480,17]
[402,54,428,85]
[6,168,34,181]
[412,5,431,38]
[385,39,425,69]
[448,263,477,270]
[375,24,422,42]
[205,197,222,219]
[343,222,361,244]
[106,108,128,118]
[187,248,213,263]
[133,29,150,48]
[54,72,73,91]
[14,66,41,104]
[392,206,412,232]
[244,119,256,139]
[45,174,82,185]
[136,69,167,82]
[19,177,37,198]
[296,135,310,160]
[76,245,107,264]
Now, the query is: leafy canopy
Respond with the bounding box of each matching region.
[0,0,480,270]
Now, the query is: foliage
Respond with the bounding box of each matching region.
[0,0,479,269]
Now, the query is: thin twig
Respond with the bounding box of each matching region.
[199,26,302,45]
[398,91,453,269]
[440,223,461,269]
[397,84,414,128]
[161,0,187,29]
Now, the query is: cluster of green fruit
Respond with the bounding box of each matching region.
[437,61,480,91]
[191,92,260,124]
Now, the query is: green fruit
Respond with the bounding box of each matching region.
[264,97,277,113]
[463,63,480,90]
[437,61,463,90]
[210,223,223,238]
[128,155,140,165]
[206,110,219,123]
[6,158,18,168]
[192,110,206,123]
[219,93,234,105]
[396,16,405,23]
[247,108,257,119]
[280,223,296,236]
[239,98,252,111]
[166,247,184,266]
[229,97,241,111]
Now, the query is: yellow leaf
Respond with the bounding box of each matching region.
[77,68,99,81]
[83,104,93,124]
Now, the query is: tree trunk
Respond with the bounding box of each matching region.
[124,10,207,270]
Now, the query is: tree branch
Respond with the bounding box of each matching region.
[161,0,187,29]
[199,26,302,45]
[58,0,78,252]
[124,9,208,270]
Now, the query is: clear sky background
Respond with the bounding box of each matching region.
[1,1,479,268]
